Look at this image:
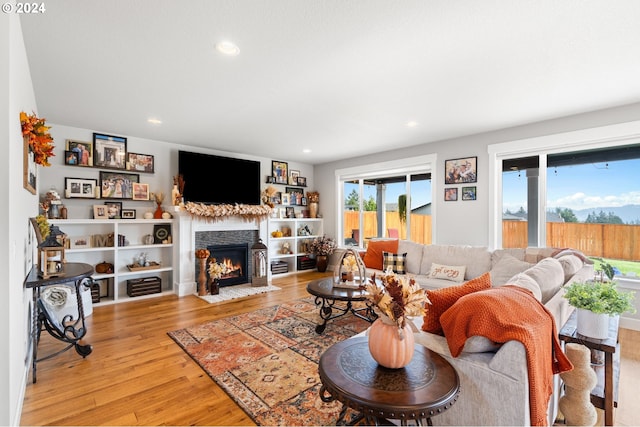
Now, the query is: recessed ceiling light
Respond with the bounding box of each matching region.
[406,121,418,128]
[147,118,162,125]
[303,148,312,153]
[216,41,240,56]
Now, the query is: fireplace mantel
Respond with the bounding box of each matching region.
[173,211,269,296]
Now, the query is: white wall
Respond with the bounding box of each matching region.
[4,13,40,426]
[314,102,640,246]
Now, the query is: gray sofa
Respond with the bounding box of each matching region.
[353,241,593,426]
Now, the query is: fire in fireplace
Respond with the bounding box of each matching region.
[207,243,249,287]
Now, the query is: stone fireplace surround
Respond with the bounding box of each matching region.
[174,211,269,296]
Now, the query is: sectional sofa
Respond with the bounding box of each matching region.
[346,239,594,426]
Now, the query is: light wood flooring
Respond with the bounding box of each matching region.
[21,271,640,426]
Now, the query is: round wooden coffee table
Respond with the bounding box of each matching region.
[307,277,377,333]
[319,336,460,426]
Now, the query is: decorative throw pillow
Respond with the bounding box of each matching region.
[504,272,543,301]
[556,254,584,283]
[489,253,533,286]
[422,272,492,335]
[362,239,399,270]
[382,251,407,274]
[429,262,466,283]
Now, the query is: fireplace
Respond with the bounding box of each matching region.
[207,243,249,287]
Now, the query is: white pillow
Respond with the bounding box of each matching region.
[522,257,565,303]
[556,254,584,282]
[490,253,533,286]
[504,272,543,301]
[429,262,466,283]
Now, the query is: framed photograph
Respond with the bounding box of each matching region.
[281,193,290,205]
[23,137,36,195]
[126,152,154,173]
[65,139,93,166]
[70,235,90,249]
[64,150,79,165]
[462,186,477,201]
[272,160,288,184]
[93,133,127,169]
[445,156,477,184]
[121,209,136,219]
[99,171,139,199]
[271,192,282,205]
[285,207,295,218]
[105,201,122,219]
[297,176,307,187]
[153,224,172,244]
[65,177,97,199]
[301,196,308,206]
[286,187,303,205]
[289,169,300,185]
[132,182,150,201]
[93,205,109,219]
[444,188,458,201]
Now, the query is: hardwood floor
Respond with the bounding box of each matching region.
[21,271,639,426]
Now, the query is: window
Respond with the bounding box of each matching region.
[336,155,435,247]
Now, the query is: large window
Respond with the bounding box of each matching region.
[337,155,435,247]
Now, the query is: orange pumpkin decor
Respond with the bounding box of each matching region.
[368,318,415,369]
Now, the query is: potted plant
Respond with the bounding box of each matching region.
[564,281,636,339]
[308,235,336,272]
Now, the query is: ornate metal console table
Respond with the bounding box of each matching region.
[24,262,94,383]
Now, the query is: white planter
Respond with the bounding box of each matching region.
[576,308,613,339]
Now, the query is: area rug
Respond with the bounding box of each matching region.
[197,283,281,303]
[168,297,370,425]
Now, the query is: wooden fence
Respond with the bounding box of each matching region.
[344,212,640,261]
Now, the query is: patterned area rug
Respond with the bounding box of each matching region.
[197,283,281,303]
[168,297,370,425]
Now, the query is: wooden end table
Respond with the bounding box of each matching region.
[558,310,620,426]
[318,336,460,426]
[307,277,377,333]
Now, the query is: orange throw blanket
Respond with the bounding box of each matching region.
[440,286,573,426]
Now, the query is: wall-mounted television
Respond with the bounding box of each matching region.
[178,151,261,205]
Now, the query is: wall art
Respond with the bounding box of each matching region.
[444,156,477,184]
[93,133,127,169]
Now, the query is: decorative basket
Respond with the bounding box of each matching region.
[333,248,366,288]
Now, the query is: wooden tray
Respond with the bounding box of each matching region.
[127,262,161,271]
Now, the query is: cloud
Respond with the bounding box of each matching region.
[548,191,640,210]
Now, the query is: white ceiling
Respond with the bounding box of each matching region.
[20,0,640,165]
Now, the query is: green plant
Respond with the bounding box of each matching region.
[398,194,406,224]
[564,281,636,315]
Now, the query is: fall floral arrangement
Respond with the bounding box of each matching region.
[208,260,230,280]
[342,253,358,272]
[308,235,337,256]
[195,249,210,259]
[307,191,319,203]
[362,269,430,329]
[20,111,55,166]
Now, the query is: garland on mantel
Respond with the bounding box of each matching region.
[183,202,272,222]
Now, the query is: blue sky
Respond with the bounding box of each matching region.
[503,158,640,213]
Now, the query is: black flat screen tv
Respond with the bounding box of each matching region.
[178,151,261,205]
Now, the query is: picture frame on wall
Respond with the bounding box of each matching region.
[23,137,36,195]
[126,152,154,173]
[297,176,307,187]
[65,177,97,199]
[132,182,150,201]
[286,187,303,205]
[444,156,477,184]
[285,207,295,218]
[99,171,139,199]
[64,150,79,165]
[105,201,122,219]
[272,160,288,184]
[93,133,127,169]
[462,186,477,201]
[121,209,136,219]
[444,188,458,201]
[271,192,282,205]
[289,169,300,185]
[70,235,90,249]
[93,205,109,219]
[65,139,93,166]
[281,193,290,205]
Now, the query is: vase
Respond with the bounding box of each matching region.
[576,308,612,339]
[368,317,415,369]
[153,202,163,219]
[346,271,354,282]
[316,255,328,272]
[197,258,208,296]
[309,202,319,218]
[210,278,220,295]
